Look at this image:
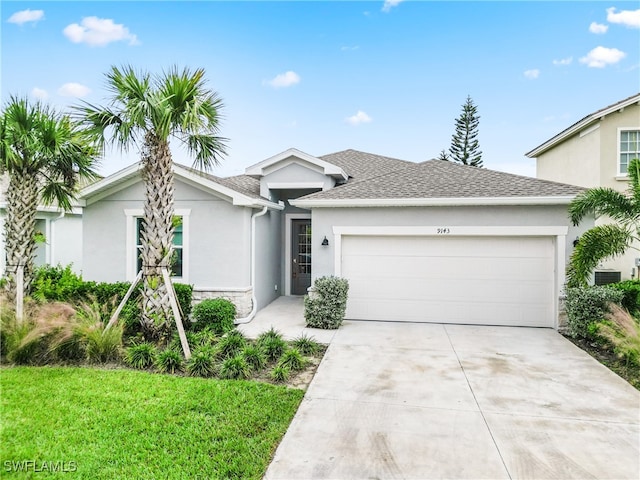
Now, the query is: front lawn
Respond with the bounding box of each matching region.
[0,367,303,479]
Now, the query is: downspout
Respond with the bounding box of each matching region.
[235,205,269,324]
[49,210,66,265]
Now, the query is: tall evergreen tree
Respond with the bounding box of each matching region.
[449,96,482,167]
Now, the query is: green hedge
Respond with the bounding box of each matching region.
[191,298,236,334]
[31,265,193,334]
[565,286,624,339]
[608,280,640,315]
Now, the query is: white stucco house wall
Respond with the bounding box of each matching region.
[526,93,640,283]
[62,148,588,329]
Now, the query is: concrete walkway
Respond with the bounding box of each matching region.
[254,298,640,480]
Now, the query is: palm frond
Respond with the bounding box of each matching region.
[185,134,228,171]
[568,188,636,225]
[567,224,634,287]
[628,158,640,204]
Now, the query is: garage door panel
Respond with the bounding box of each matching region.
[341,235,555,327]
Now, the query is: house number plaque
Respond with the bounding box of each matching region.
[436,228,451,234]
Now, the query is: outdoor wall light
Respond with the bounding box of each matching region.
[321,236,329,246]
[573,236,580,248]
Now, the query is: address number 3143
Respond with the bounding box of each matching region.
[436,228,451,234]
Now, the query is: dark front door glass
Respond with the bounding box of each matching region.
[292,219,311,295]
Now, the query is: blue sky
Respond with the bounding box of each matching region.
[2,1,639,178]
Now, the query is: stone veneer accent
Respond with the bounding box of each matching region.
[192,287,253,319]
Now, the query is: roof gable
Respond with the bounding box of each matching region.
[526,93,640,158]
[245,148,348,181]
[78,162,280,209]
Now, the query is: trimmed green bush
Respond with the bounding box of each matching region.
[192,298,236,334]
[125,342,157,369]
[304,276,349,329]
[609,280,640,315]
[565,286,624,339]
[31,264,193,336]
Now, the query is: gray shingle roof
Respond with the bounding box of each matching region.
[319,149,413,180]
[299,159,585,200]
[175,164,262,199]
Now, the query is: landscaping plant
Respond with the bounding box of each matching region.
[186,346,217,377]
[242,345,267,371]
[216,329,247,358]
[304,276,349,329]
[277,348,307,372]
[596,304,640,367]
[291,333,320,355]
[220,354,251,380]
[271,365,291,383]
[155,349,184,374]
[125,342,158,369]
[191,298,236,334]
[564,286,624,339]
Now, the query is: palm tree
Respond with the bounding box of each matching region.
[77,65,226,338]
[567,157,640,287]
[0,97,98,299]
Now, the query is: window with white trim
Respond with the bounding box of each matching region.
[135,216,184,277]
[619,130,640,174]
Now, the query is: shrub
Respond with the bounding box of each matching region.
[125,342,157,369]
[216,330,247,359]
[596,304,640,367]
[271,365,291,383]
[155,349,184,374]
[191,298,236,334]
[609,280,640,315]
[186,346,217,377]
[31,264,89,302]
[565,286,624,339]
[219,355,251,380]
[242,345,267,371]
[257,330,287,361]
[304,276,349,329]
[291,333,320,355]
[277,348,306,371]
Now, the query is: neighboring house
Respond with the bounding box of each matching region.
[526,93,640,284]
[74,148,587,329]
[0,174,84,276]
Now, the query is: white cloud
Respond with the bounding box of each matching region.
[267,71,300,88]
[57,83,91,98]
[589,22,608,34]
[382,0,404,13]
[579,46,626,68]
[524,69,540,79]
[345,110,372,126]
[63,16,139,47]
[606,7,640,28]
[7,9,44,25]
[31,87,48,100]
[341,45,360,51]
[552,57,573,66]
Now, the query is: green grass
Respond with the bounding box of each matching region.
[0,366,304,479]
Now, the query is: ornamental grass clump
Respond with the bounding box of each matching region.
[125,342,157,369]
[155,348,184,374]
[291,333,320,355]
[271,365,291,383]
[216,330,247,359]
[219,355,251,380]
[242,345,267,371]
[186,346,217,377]
[277,348,306,371]
[597,304,640,367]
[304,276,349,329]
[257,328,287,361]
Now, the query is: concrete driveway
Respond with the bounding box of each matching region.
[265,320,640,480]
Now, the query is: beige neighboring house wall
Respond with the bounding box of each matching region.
[527,94,640,282]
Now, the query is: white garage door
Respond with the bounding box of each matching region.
[341,235,555,327]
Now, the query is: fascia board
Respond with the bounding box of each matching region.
[245,148,348,181]
[291,196,578,208]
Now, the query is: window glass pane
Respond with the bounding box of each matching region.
[136,218,144,246]
[34,219,46,267]
[137,247,143,273]
[171,248,183,277]
[173,225,183,246]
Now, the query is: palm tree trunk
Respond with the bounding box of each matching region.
[139,132,175,339]
[4,171,38,300]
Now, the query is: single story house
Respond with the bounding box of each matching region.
[75,148,588,329]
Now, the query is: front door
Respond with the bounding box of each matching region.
[291,219,312,295]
